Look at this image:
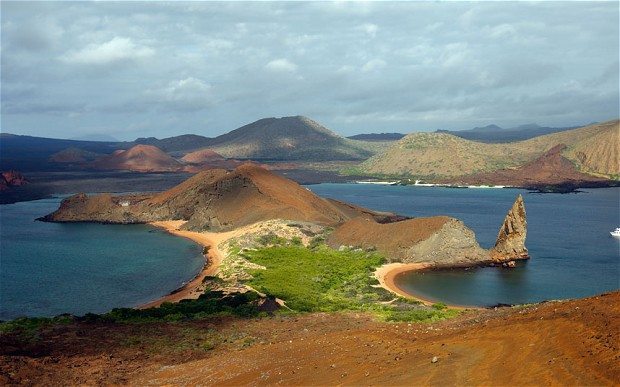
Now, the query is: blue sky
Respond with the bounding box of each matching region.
[1,1,618,140]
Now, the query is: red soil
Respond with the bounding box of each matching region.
[91,144,183,172]
[1,292,617,385]
[456,144,606,187]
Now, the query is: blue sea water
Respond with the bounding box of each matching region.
[0,198,204,320]
[309,184,620,306]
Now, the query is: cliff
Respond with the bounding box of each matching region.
[0,171,28,191]
[491,194,529,261]
[328,216,489,266]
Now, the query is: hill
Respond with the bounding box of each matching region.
[362,120,619,180]
[204,116,377,161]
[134,134,213,152]
[451,145,608,188]
[180,149,224,164]
[40,163,390,231]
[0,133,121,171]
[49,147,102,164]
[347,133,406,141]
[90,145,184,173]
[437,123,581,143]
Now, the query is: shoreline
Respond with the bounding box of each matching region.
[375,262,481,309]
[375,263,435,305]
[139,220,224,309]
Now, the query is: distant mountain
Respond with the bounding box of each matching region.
[70,134,120,142]
[363,120,619,180]
[91,145,184,172]
[205,116,376,161]
[134,134,213,153]
[181,149,225,164]
[347,133,405,141]
[49,147,103,164]
[436,123,582,143]
[0,133,122,171]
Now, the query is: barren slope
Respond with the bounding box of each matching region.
[2,292,617,385]
[363,120,619,179]
[453,144,608,187]
[207,116,376,161]
[91,144,183,172]
[40,163,385,231]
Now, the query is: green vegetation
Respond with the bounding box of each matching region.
[0,291,264,334]
[243,242,459,322]
[2,241,460,337]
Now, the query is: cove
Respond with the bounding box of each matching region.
[0,197,204,320]
[308,184,620,306]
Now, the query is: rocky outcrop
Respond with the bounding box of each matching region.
[327,216,488,266]
[490,194,529,262]
[0,171,28,191]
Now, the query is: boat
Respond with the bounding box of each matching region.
[611,228,620,238]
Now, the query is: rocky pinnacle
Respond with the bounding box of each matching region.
[491,194,529,262]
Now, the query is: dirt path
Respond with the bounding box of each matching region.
[132,292,619,386]
[1,292,617,385]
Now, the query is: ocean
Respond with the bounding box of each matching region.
[1,186,618,318]
[0,197,204,320]
[309,184,620,306]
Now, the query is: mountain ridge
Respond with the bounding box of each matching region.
[363,120,619,180]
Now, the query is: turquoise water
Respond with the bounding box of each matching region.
[0,198,204,320]
[309,184,620,306]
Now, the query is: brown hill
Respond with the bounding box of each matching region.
[453,144,608,187]
[49,147,102,164]
[181,149,225,164]
[363,120,619,180]
[40,163,387,231]
[180,148,257,171]
[91,145,183,172]
[327,216,489,266]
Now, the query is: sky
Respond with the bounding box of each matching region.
[1,1,618,141]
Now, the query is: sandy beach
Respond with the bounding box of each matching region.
[374,262,437,305]
[140,220,227,308]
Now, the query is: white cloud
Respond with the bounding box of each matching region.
[358,23,379,38]
[361,58,387,72]
[144,77,214,111]
[265,58,298,73]
[61,37,154,65]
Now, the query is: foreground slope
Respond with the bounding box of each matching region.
[1,291,617,385]
[363,120,619,179]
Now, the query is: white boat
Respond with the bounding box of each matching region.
[611,227,620,238]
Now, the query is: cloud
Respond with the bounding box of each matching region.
[1,1,618,139]
[361,59,387,72]
[265,58,298,73]
[145,77,214,111]
[61,37,154,65]
[358,23,378,38]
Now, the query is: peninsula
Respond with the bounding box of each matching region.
[40,163,528,303]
